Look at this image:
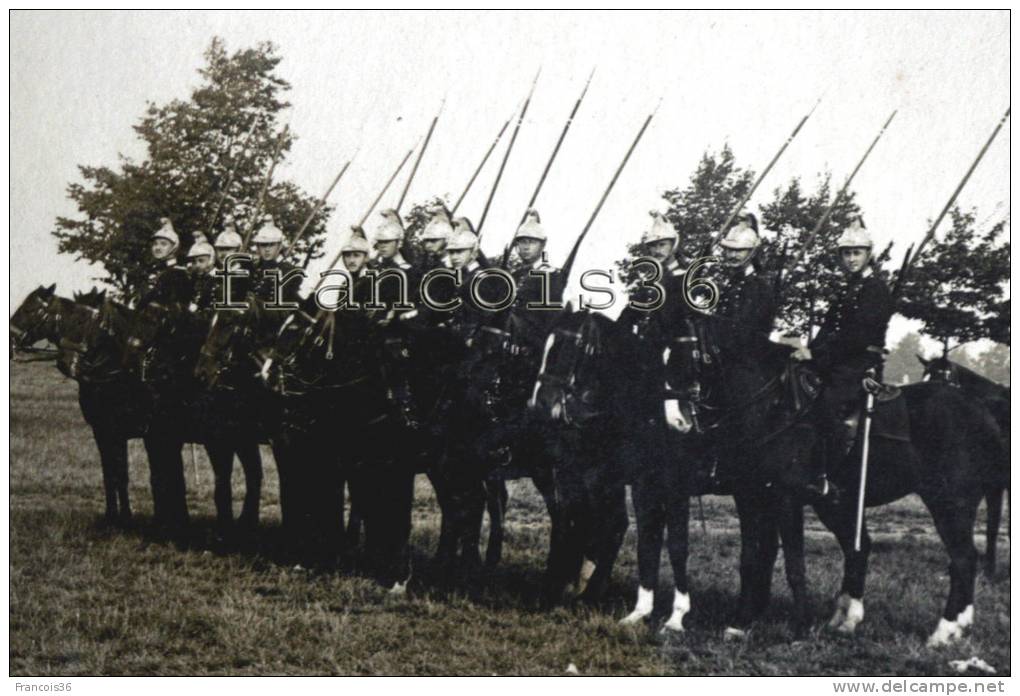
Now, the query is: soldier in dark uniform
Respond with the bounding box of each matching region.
[506,208,565,354]
[212,223,251,307]
[710,215,776,361]
[135,218,193,310]
[136,218,193,545]
[416,207,453,274]
[250,221,302,345]
[619,211,691,347]
[185,236,218,315]
[795,217,894,497]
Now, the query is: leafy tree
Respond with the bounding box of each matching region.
[897,208,1010,355]
[883,332,926,385]
[615,145,754,286]
[53,38,330,301]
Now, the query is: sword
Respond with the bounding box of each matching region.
[853,371,878,551]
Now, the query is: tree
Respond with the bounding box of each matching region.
[53,38,330,301]
[897,207,1010,355]
[759,175,889,337]
[615,145,754,286]
[883,332,926,385]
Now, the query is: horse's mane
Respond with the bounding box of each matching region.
[932,357,1009,399]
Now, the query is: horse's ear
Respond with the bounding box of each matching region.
[45,283,56,295]
[916,354,930,367]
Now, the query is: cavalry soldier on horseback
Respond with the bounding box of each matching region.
[136,218,192,310]
[709,213,775,359]
[416,207,454,273]
[250,221,301,307]
[213,222,244,265]
[186,234,218,315]
[509,208,564,308]
[793,216,894,498]
[505,209,564,354]
[619,211,689,344]
[370,209,414,273]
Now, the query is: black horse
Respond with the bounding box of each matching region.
[190,305,267,545]
[259,304,416,587]
[11,286,150,526]
[667,320,1007,645]
[920,354,1010,576]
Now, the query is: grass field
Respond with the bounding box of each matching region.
[9,360,1011,676]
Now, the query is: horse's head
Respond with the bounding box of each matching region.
[259,308,332,395]
[10,284,58,350]
[528,309,608,425]
[122,302,178,377]
[195,309,258,389]
[919,354,959,386]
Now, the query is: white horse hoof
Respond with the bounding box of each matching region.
[957,605,974,629]
[619,610,650,626]
[928,618,963,647]
[660,618,686,634]
[388,580,409,596]
[620,586,654,626]
[575,558,597,596]
[723,626,748,641]
[660,590,690,633]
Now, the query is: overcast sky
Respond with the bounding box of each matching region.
[9,10,1010,345]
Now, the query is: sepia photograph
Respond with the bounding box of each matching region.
[8,9,1011,681]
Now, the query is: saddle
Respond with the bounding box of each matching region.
[844,381,911,447]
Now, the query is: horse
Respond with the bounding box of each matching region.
[188,304,267,546]
[667,319,1007,645]
[11,286,150,526]
[919,354,1010,576]
[259,303,416,588]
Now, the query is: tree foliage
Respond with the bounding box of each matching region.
[897,208,1010,354]
[53,38,330,301]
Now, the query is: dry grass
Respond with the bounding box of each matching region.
[9,361,1011,675]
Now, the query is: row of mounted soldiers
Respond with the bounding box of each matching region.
[139,203,891,509]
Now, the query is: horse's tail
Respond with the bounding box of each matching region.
[983,484,1008,577]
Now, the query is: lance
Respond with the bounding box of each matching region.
[397,97,446,214]
[451,108,515,214]
[705,97,821,254]
[521,68,595,222]
[241,125,290,248]
[293,152,359,266]
[560,98,662,293]
[777,110,897,295]
[477,68,541,239]
[205,112,262,237]
[314,145,416,292]
[892,107,1011,300]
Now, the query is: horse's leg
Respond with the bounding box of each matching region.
[142,434,167,532]
[204,439,235,541]
[750,505,781,619]
[93,429,120,524]
[806,497,868,634]
[483,477,507,570]
[455,478,486,577]
[983,485,1004,577]
[427,470,458,581]
[384,465,416,594]
[621,476,664,625]
[922,494,981,647]
[661,481,692,633]
[533,468,575,608]
[727,488,770,638]
[579,481,628,603]
[777,493,810,638]
[113,436,133,525]
[236,440,263,537]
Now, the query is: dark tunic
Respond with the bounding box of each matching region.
[136,259,193,310]
[709,264,776,363]
[810,267,894,374]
